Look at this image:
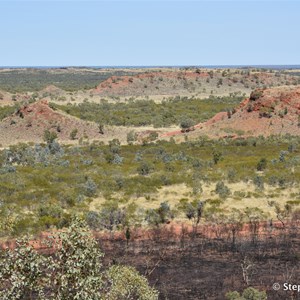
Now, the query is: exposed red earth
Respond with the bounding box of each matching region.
[90,69,300,98]
[162,86,300,139]
[0,100,102,145]
[1,220,297,299]
[0,220,287,252]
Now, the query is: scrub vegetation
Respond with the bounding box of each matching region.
[1,134,299,237]
[1,67,300,299]
[51,95,243,127]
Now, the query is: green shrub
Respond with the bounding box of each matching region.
[127,130,137,144]
[137,162,152,176]
[226,287,267,300]
[43,129,58,144]
[253,176,264,190]
[212,149,223,165]
[70,128,78,140]
[83,178,97,197]
[256,158,267,171]
[109,138,121,154]
[249,90,263,101]
[215,181,230,199]
[0,218,159,299]
[180,117,195,131]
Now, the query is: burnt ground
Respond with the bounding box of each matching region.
[99,223,300,299]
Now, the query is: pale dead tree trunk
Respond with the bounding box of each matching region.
[180,223,188,248]
[282,263,295,283]
[229,226,236,251]
[241,256,256,286]
[144,249,166,276]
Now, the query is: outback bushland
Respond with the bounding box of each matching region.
[0,134,299,237]
[51,95,243,128]
[1,67,300,299]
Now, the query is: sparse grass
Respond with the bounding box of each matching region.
[0,135,300,237]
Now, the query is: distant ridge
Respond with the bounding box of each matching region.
[1,65,300,70]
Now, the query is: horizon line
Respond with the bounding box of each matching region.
[1,64,300,69]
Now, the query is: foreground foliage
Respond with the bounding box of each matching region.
[0,218,158,300]
[226,287,267,300]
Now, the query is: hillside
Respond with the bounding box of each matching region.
[91,69,300,99]
[0,100,97,146]
[0,100,126,146]
[1,68,300,107]
[0,100,152,146]
[163,85,300,140]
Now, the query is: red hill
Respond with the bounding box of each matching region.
[163,86,300,139]
[0,100,100,146]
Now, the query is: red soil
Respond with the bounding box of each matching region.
[0,100,101,145]
[91,71,210,97]
[0,220,287,252]
[161,86,300,139]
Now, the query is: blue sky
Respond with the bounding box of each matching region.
[0,1,299,66]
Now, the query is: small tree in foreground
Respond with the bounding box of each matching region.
[0,237,47,299]
[0,218,158,300]
[48,218,104,299]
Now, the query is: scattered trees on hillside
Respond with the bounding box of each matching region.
[1,135,300,238]
[43,130,57,144]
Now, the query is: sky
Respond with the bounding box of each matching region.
[0,1,299,66]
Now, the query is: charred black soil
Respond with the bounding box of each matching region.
[99,222,300,299]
